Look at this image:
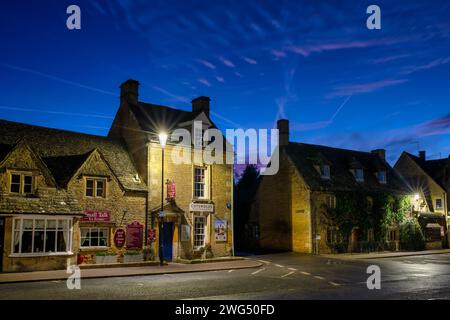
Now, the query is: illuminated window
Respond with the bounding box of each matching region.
[355,169,364,182]
[194,216,206,249]
[377,171,387,184]
[320,165,330,179]
[193,167,208,199]
[326,195,336,209]
[436,198,442,210]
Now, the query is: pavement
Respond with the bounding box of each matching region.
[0,259,262,284]
[321,249,450,260]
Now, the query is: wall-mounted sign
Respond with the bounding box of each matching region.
[81,210,110,222]
[167,180,176,199]
[148,228,157,242]
[189,202,214,212]
[114,229,126,248]
[180,224,190,242]
[214,219,227,242]
[126,221,143,249]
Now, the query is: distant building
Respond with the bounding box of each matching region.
[395,151,449,248]
[248,119,412,254]
[0,79,234,272]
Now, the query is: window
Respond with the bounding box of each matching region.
[326,227,339,244]
[194,216,206,249]
[367,228,374,242]
[85,178,106,198]
[194,167,208,199]
[377,171,387,184]
[10,173,33,194]
[80,227,109,247]
[435,198,443,210]
[320,165,330,179]
[355,169,364,182]
[388,229,398,241]
[326,195,336,209]
[12,217,72,255]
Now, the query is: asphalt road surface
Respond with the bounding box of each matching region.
[1,253,449,300]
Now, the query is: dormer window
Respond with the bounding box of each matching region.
[355,168,364,182]
[85,178,106,198]
[10,172,34,194]
[320,165,330,179]
[377,171,387,184]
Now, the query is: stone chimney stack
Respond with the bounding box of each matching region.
[120,79,139,104]
[192,96,210,117]
[371,149,386,160]
[419,150,426,161]
[277,119,289,147]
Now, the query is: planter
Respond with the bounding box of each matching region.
[95,255,118,264]
[123,254,144,263]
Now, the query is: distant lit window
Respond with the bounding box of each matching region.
[320,165,330,179]
[355,169,364,182]
[10,172,33,194]
[85,178,106,198]
[326,195,336,209]
[436,198,443,210]
[377,171,387,184]
[193,216,206,249]
[80,227,109,247]
[194,167,208,199]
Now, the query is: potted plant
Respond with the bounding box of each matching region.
[123,250,144,263]
[95,252,118,264]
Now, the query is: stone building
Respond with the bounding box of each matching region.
[248,119,411,254]
[394,151,449,248]
[0,79,234,272]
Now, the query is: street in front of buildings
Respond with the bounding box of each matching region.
[1,252,449,300]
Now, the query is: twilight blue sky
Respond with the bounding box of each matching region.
[0,0,449,164]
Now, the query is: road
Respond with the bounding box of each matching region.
[0,253,449,300]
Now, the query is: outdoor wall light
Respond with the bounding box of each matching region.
[159,132,168,148]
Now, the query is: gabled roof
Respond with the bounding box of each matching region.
[403,152,449,190]
[0,119,147,192]
[285,142,410,194]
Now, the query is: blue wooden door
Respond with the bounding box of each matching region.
[163,222,173,261]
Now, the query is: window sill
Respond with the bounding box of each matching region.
[79,247,110,251]
[9,252,74,258]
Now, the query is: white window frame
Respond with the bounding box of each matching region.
[355,168,364,182]
[80,227,110,248]
[85,177,107,198]
[320,165,330,180]
[193,166,209,199]
[435,198,443,210]
[193,216,206,250]
[9,171,34,194]
[326,195,336,209]
[10,215,73,257]
[377,171,387,184]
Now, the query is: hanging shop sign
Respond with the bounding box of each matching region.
[180,224,190,242]
[81,210,110,222]
[189,202,214,212]
[214,219,227,242]
[167,180,176,199]
[126,221,143,249]
[114,229,126,248]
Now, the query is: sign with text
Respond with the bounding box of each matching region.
[214,219,227,242]
[81,210,110,222]
[189,202,214,212]
[126,221,143,249]
[167,180,176,199]
[114,229,126,248]
[180,224,190,242]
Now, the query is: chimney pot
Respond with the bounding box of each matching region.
[192,96,210,117]
[371,149,386,160]
[120,79,139,104]
[277,119,289,147]
[419,150,426,161]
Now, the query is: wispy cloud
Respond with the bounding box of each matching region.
[215,76,225,83]
[197,59,216,69]
[198,78,211,87]
[1,63,117,96]
[0,105,113,119]
[402,57,450,74]
[242,57,257,65]
[219,57,235,68]
[329,79,408,98]
[150,85,190,103]
[371,54,412,64]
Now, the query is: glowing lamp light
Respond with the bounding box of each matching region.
[414,194,420,201]
[159,132,168,148]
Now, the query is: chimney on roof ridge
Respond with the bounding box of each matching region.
[371,149,386,160]
[277,119,289,147]
[419,150,426,161]
[192,96,210,117]
[120,79,139,104]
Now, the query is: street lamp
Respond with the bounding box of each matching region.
[158,132,168,266]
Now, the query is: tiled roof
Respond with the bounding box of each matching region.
[285,142,411,194]
[0,119,147,192]
[405,152,449,190]
[0,187,83,215]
